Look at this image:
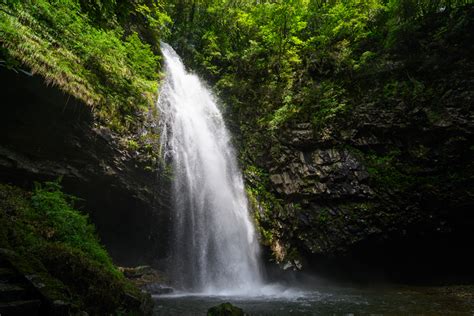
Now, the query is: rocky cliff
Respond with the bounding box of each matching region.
[243,8,474,281]
[0,68,171,267]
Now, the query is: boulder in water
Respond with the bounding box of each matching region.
[207,302,245,316]
[141,283,173,295]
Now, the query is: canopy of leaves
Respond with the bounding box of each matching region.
[165,0,471,131]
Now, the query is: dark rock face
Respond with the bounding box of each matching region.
[207,302,245,316]
[257,107,474,281]
[263,100,474,279]
[268,147,372,198]
[141,283,173,295]
[0,69,171,267]
[0,248,71,315]
[247,17,474,281]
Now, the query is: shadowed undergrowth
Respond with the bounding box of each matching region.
[0,181,151,315]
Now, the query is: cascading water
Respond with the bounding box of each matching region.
[158,43,263,294]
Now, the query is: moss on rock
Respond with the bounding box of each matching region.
[207,302,245,316]
[0,182,152,315]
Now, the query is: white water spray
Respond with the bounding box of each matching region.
[158,43,263,294]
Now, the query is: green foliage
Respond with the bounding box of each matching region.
[310,81,349,129]
[166,0,387,135]
[207,302,244,316]
[0,180,118,274]
[31,181,117,273]
[41,243,125,314]
[382,0,470,49]
[316,208,331,225]
[0,0,169,134]
[364,149,417,191]
[244,165,284,245]
[167,0,472,136]
[0,182,147,314]
[268,99,299,130]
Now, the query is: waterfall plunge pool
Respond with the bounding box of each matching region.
[153,284,474,315]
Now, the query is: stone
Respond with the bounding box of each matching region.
[141,283,174,295]
[207,302,245,316]
[269,174,283,185]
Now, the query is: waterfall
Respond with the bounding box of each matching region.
[158,43,263,294]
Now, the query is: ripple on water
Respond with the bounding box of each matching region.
[153,284,474,316]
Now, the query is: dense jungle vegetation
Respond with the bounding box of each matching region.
[167,0,471,128]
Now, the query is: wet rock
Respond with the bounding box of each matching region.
[207,302,245,316]
[141,283,173,295]
[267,147,371,199]
[119,265,173,299]
[120,265,155,279]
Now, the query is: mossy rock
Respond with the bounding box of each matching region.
[0,182,153,315]
[0,247,74,314]
[207,302,245,316]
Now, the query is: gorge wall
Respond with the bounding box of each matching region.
[0,69,171,266]
[251,69,474,281]
[251,11,473,281]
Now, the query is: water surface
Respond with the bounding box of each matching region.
[154,284,474,315]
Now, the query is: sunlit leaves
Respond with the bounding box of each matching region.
[166,0,472,131]
[0,0,170,133]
